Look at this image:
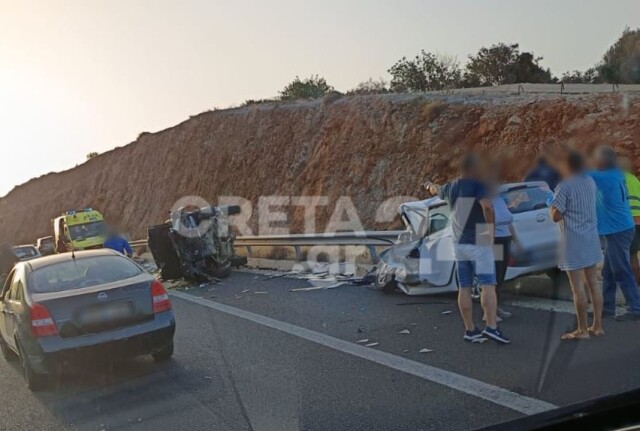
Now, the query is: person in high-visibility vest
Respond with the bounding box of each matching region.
[620,157,640,283]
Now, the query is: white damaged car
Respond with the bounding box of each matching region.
[374,182,560,295]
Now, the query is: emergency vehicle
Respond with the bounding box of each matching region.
[52,208,107,252]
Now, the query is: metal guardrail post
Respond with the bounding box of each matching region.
[294,245,303,261]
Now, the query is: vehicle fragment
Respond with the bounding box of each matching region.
[419,348,434,353]
[148,205,247,282]
[398,329,411,334]
[365,342,379,347]
[356,339,369,343]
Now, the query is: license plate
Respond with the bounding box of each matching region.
[79,302,133,325]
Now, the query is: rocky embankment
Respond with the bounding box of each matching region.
[1,91,638,243]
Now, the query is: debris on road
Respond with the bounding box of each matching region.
[398,329,411,334]
[254,291,268,294]
[263,271,301,281]
[365,342,379,347]
[441,310,453,315]
[356,339,370,344]
[291,286,330,292]
[419,348,434,353]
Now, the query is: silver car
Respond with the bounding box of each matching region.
[0,249,176,390]
[374,182,559,295]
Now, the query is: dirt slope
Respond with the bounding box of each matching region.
[1,92,639,243]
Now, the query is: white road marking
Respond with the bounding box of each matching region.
[171,290,557,415]
[505,298,627,315]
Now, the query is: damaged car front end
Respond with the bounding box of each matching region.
[375,197,458,295]
[374,182,559,296]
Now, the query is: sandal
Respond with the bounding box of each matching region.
[588,327,605,336]
[561,330,590,341]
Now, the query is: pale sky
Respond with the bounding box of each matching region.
[0,0,638,196]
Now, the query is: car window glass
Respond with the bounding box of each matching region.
[28,255,142,294]
[1,269,16,300]
[15,282,23,302]
[12,246,38,260]
[426,205,450,236]
[500,186,552,214]
[9,279,23,302]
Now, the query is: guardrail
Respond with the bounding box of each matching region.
[130,230,403,262]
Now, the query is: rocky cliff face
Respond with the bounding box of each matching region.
[1,92,639,243]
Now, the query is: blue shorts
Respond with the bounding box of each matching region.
[454,244,497,287]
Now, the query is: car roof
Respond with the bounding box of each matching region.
[23,249,120,270]
[399,181,550,214]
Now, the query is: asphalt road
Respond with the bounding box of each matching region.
[2,270,640,431]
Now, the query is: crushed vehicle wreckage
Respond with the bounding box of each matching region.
[147,205,247,282]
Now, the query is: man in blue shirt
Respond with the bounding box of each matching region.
[589,146,640,319]
[103,227,133,258]
[524,155,561,191]
[426,153,510,344]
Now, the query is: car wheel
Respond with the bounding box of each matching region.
[374,266,397,294]
[17,342,48,391]
[152,342,174,362]
[0,336,17,362]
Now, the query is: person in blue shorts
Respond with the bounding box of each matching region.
[426,154,511,344]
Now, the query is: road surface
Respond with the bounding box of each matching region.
[1,270,640,431]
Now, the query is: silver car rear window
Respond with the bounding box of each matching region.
[28,255,142,294]
[501,186,552,214]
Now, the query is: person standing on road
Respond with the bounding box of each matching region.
[524,154,561,191]
[103,227,133,258]
[490,185,521,322]
[426,153,510,344]
[550,150,604,340]
[619,157,640,283]
[588,146,640,320]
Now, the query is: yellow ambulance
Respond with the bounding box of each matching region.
[52,208,107,252]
